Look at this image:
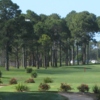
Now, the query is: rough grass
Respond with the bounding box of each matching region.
[0,64,100,92]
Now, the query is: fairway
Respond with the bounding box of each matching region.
[0,64,100,92]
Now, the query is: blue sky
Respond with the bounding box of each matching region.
[12,0,100,41]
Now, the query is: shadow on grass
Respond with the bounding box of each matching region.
[37,66,92,75]
[0,91,68,100]
[63,67,92,69]
[2,77,10,79]
[37,69,71,74]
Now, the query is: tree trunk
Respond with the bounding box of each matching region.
[59,41,62,67]
[47,50,49,67]
[44,55,47,69]
[72,45,75,65]
[22,46,27,69]
[87,43,89,64]
[82,43,86,65]
[1,49,5,67]
[32,52,36,67]
[51,48,53,67]
[52,49,57,67]
[65,49,68,66]
[36,46,39,69]
[69,49,71,65]
[55,50,57,67]
[16,46,19,69]
[16,52,19,69]
[5,42,9,71]
[76,45,79,65]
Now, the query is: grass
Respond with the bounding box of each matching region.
[0,64,100,99]
[0,92,68,100]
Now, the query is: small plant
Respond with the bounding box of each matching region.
[38,83,50,91]
[43,77,53,83]
[15,83,29,92]
[31,71,37,78]
[26,68,33,73]
[25,78,35,83]
[9,78,17,84]
[0,71,2,78]
[59,83,72,92]
[77,84,89,92]
[92,85,100,94]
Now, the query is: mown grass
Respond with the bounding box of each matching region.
[0,64,100,92]
[0,92,68,100]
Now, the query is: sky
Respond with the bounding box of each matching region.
[12,0,100,41]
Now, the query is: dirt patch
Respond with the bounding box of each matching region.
[0,86,4,88]
[59,92,97,100]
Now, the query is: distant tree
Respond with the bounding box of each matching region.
[0,0,21,70]
[67,11,98,64]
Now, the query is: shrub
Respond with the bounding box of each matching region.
[9,78,17,84]
[92,85,100,94]
[15,83,29,92]
[38,83,50,91]
[26,68,33,73]
[0,71,2,78]
[59,83,72,92]
[77,84,89,92]
[25,78,35,83]
[31,71,37,78]
[43,77,53,83]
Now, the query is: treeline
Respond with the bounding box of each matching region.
[0,0,100,70]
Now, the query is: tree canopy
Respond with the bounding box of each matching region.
[0,0,100,70]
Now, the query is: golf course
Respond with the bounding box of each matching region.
[0,64,100,100]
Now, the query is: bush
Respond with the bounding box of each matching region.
[92,85,100,94]
[15,83,29,92]
[43,77,53,83]
[59,83,72,92]
[77,84,89,92]
[9,78,17,84]
[25,78,35,83]
[31,71,37,78]
[38,83,50,91]
[0,71,2,78]
[26,68,33,73]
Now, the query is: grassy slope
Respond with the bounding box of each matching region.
[0,64,100,92]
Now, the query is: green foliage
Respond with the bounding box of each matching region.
[9,78,17,84]
[43,77,53,83]
[59,83,72,92]
[25,78,35,83]
[15,83,29,92]
[31,71,37,78]
[26,68,33,73]
[77,84,89,92]
[92,85,100,94]
[38,83,50,91]
[0,71,2,78]
[38,34,51,46]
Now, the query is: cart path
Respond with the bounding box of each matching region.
[59,92,96,100]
